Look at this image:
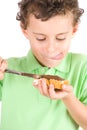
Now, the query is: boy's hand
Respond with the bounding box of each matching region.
[0,57,8,80]
[33,78,73,100]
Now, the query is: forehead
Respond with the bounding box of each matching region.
[27,14,73,34]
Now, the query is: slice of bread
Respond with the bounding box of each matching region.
[46,79,69,89]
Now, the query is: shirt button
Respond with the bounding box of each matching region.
[41,68,45,73]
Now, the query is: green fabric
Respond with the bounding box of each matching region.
[0,50,87,130]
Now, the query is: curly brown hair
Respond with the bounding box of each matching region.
[16,0,84,29]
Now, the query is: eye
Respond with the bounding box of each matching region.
[56,37,66,41]
[36,38,46,41]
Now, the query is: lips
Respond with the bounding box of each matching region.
[50,53,64,60]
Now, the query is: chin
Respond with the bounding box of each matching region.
[45,63,59,68]
[41,59,61,68]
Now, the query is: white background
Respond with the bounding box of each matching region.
[0,0,87,129]
[0,0,87,58]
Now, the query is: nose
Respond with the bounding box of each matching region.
[46,40,57,53]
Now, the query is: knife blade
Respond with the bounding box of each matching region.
[5,69,64,80]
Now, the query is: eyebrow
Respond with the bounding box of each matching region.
[33,32,46,36]
[33,32,68,36]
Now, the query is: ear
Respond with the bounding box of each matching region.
[72,24,79,35]
[20,23,29,39]
[71,24,79,39]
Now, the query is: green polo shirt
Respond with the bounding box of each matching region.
[0,50,87,130]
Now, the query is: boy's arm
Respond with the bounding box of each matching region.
[48,83,87,129]
[49,83,87,130]
[62,91,87,130]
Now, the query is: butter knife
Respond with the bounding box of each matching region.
[5,69,64,80]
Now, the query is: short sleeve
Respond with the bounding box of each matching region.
[79,66,87,105]
[80,82,87,105]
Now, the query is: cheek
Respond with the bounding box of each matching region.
[65,43,70,50]
[62,41,71,53]
[30,43,43,55]
[65,45,70,52]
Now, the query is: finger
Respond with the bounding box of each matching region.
[41,78,49,97]
[49,84,68,100]
[0,58,7,80]
[33,79,39,87]
[62,84,73,92]
[38,79,45,95]
[1,60,7,71]
[33,79,43,95]
[0,59,7,71]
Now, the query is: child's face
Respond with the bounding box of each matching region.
[22,14,78,67]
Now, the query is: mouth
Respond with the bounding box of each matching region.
[50,53,64,60]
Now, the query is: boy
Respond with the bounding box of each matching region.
[0,0,87,130]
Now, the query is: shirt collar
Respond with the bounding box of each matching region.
[26,50,71,74]
[55,53,71,74]
[26,50,44,72]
